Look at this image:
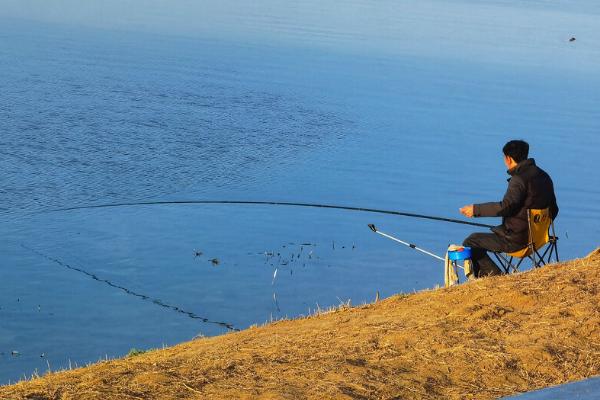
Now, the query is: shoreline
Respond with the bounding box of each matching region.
[2,248,599,399]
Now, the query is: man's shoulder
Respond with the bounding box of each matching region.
[508,173,526,187]
[519,159,552,180]
[531,163,554,182]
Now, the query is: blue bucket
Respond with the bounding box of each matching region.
[448,246,472,261]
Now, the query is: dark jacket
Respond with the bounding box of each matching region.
[473,158,558,247]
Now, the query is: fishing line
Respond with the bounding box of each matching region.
[21,244,238,331]
[45,200,494,228]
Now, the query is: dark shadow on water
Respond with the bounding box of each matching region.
[21,244,238,331]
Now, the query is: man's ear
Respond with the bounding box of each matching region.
[505,155,517,168]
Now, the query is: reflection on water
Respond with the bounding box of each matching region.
[1,0,599,384]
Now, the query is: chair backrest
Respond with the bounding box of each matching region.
[528,208,551,251]
[503,208,558,269]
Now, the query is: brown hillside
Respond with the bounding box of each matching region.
[2,249,600,400]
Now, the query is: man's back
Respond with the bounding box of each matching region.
[504,158,558,243]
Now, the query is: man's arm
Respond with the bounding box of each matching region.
[460,177,527,218]
[474,176,527,217]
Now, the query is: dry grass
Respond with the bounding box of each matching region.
[2,248,600,399]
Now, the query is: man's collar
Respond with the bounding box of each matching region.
[507,158,535,176]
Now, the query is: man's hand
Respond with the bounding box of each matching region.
[460,204,475,218]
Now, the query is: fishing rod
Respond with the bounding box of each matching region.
[368,224,467,270]
[45,200,494,228]
[368,224,445,261]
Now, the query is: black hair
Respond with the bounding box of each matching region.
[502,140,529,163]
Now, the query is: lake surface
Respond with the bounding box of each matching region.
[1,0,599,384]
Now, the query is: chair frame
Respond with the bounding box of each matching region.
[493,209,559,274]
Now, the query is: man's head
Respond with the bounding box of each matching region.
[502,140,529,169]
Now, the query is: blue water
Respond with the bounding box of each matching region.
[505,376,600,399]
[1,1,599,384]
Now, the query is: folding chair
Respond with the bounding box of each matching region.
[493,208,559,273]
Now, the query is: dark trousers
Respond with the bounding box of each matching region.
[463,232,522,277]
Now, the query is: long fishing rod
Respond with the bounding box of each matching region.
[45,200,494,228]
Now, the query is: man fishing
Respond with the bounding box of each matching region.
[459,140,558,277]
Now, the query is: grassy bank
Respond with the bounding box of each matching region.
[2,249,600,399]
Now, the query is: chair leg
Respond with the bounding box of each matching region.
[543,241,559,264]
[514,256,525,272]
[493,252,511,274]
[539,245,553,265]
[510,256,524,273]
[531,246,538,268]
[535,248,547,266]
